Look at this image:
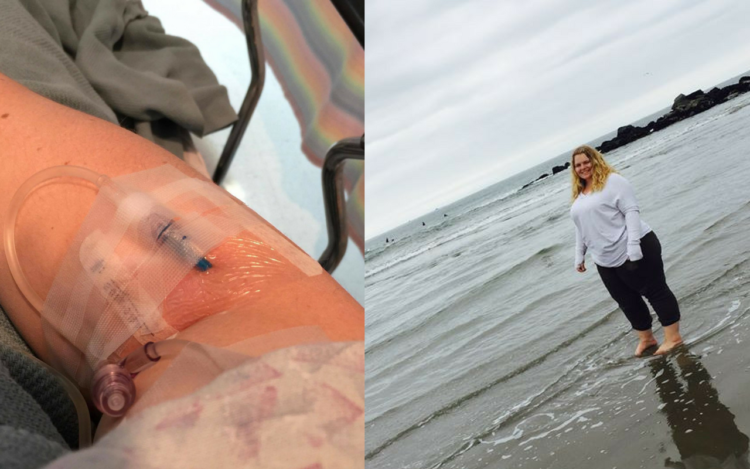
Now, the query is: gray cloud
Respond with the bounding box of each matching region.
[367,0,750,237]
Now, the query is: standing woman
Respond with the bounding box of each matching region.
[569,145,683,356]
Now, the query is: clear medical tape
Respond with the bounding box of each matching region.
[4,166,104,312]
[41,165,320,385]
[4,164,324,429]
[3,166,105,448]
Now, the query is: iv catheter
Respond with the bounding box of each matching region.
[4,166,212,310]
[2,166,212,438]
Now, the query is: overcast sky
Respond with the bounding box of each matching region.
[366,0,750,238]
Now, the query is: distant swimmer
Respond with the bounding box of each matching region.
[422,222,425,226]
[569,145,683,357]
[385,238,389,243]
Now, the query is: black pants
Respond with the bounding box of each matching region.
[596,231,681,331]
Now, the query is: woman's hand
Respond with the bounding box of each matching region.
[627,244,643,262]
[576,262,586,273]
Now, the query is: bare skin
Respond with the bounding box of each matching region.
[655,322,683,355]
[573,153,594,194]
[0,73,363,423]
[635,329,659,357]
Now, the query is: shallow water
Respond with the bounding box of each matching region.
[365,92,750,468]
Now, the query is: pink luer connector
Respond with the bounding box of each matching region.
[92,341,186,417]
[92,342,159,417]
[91,363,136,417]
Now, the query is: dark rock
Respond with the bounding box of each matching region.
[552,162,570,175]
[522,172,551,190]
[680,92,713,117]
[672,90,710,113]
[707,87,729,103]
[594,76,750,155]
[617,124,634,137]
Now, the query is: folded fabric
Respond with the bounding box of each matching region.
[0,344,76,468]
[0,305,31,356]
[0,0,238,156]
[0,344,80,450]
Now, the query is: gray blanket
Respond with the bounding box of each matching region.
[0,344,76,467]
[0,0,238,156]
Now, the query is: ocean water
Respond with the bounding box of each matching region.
[365,92,750,468]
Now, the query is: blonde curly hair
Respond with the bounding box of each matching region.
[570,145,617,202]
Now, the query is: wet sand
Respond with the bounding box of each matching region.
[443,339,750,469]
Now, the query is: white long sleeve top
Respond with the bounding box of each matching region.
[570,173,651,268]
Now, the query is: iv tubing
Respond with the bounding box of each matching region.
[4,167,201,425]
[3,166,103,449]
[4,165,104,313]
[120,339,191,376]
[30,353,92,448]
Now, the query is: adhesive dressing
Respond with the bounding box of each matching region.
[4,164,324,418]
[48,341,364,469]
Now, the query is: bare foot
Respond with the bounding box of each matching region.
[654,322,683,356]
[654,339,683,355]
[635,338,658,357]
[634,329,658,357]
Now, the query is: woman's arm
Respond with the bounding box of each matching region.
[624,212,644,261]
[574,225,587,270]
[0,73,362,382]
[612,175,644,261]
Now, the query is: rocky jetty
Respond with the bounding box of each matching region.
[521,76,750,189]
[521,173,549,189]
[552,163,570,175]
[598,77,750,152]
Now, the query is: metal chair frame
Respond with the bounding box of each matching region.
[318,135,364,272]
[211,0,265,186]
[212,0,365,274]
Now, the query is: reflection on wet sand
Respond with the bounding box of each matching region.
[649,347,749,468]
